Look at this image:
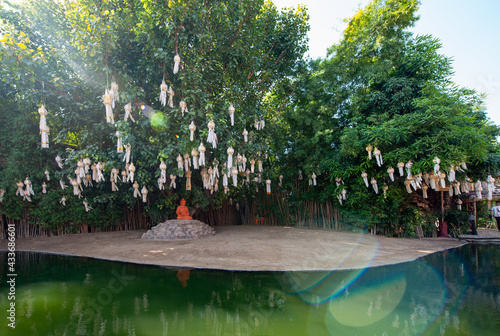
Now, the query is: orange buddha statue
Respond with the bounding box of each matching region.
[176,198,192,219]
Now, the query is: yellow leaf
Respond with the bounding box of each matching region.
[17,42,27,49]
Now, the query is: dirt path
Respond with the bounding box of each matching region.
[0,225,478,271]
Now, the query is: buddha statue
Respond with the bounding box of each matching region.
[176,198,192,219]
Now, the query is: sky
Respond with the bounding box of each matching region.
[272,0,500,126]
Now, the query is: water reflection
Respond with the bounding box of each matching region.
[0,244,499,335]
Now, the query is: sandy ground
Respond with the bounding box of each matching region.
[2,225,493,271]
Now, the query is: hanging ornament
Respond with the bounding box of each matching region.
[422,184,428,198]
[433,175,441,191]
[0,189,4,203]
[383,185,388,198]
[77,160,85,179]
[24,177,34,197]
[170,175,177,189]
[110,168,120,191]
[127,163,136,183]
[60,196,66,206]
[258,159,263,173]
[123,143,132,163]
[231,167,238,187]
[440,173,446,189]
[176,154,184,171]
[56,155,63,169]
[433,157,441,174]
[42,182,47,194]
[198,143,206,167]
[260,119,265,129]
[311,173,317,186]
[59,180,67,190]
[335,177,343,186]
[337,194,343,205]
[370,178,378,194]
[245,169,251,184]
[121,170,127,183]
[243,128,248,142]
[448,166,456,182]
[40,125,50,148]
[254,119,260,130]
[160,79,168,106]
[460,161,468,170]
[74,167,82,185]
[457,199,462,210]
[84,174,93,188]
[124,103,135,122]
[133,181,141,198]
[487,175,495,200]
[110,81,119,108]
[102,89,114,124]
[454,181,461,196]
[167,86,174,108]
[188,121,196,141]
[191,149,199,170]
[405,161,413,178]
[207,120,217,148]
[44,170,50,181]
[387,167,394,182]
[158,178,165,190]
[83,158,91,174]
[116,131,123,153]
[15,181,25,198]
[448,185,454,197]
[476,181,483,199]
[361,171,369,187]
[250,159,256,173]
[141,186,148,203]
[298,170,303,180]
[229,104,235,126]
[241,155,247,172]
[96,162,105,182]
[183,153,191,172]
[159,160,167,183]
[266,179,271,194]
[397,162,404,176]
[414,174,422,189]
[173,54,181,74]
[83,200,92,212]
[185,171,192,190]
[227,147,234,169]
[279,175,284,187]
[71,179,81,198]
[180,100,188,116]
[38,104,48,129]
[423,173,430,185]
[404,179,412,193]
[366,144,373,160]
[374,147,383,167]
[342,188,347,200]
[222,168,228,187]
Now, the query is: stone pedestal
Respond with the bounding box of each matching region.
[141,219,215,240]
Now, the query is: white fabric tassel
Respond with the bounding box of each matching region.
[232,167,238,187]
[266,179,271,194]
[229,104,235,126]
[45,170,50,181]
[168,86,174,108]
[184,154,191,172]
[250,159,255,173]
[173,54,181,74]
[207,120,217,148]
[124,103,135,122]
[366,144,373,160]
[371,178,378,194]
[160,160,167,183]
[374,147,383,167]
[56,155,63,169]
[191,149,199,170]
[362,172,369,187]
[448,166,456,182]
[83,200,92,212]
[116,131,123,153]
[180,100,188,116]
[405,161,413,178]
[422,184,428,198]
[103,89,114,124]
[160,79,168,106]
[258,160,263,173]
[457,199,462,210]
[397,162,404,176]
[170,175,177,189]
[405,180,412,193]
[42,182,47,194]
[133,182,140,198]
[198,143,206,167]
[440,173,446,189]
[227,147,234,169]
[60,196,66,206]
[387,167,394,182]
[243,129,248,142]
[96,162,105,182]
[185,171,192,190]
[312,173,317,186]
[189,121,196,141]
[433,157,440,174]
[177,154,184,171]
[141,186,148,202]
[123,143,132,163]
[127,163,136,183]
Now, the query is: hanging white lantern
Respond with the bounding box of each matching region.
[55,155,63,169]
[341,188,347,200]
[371,178,378,194]
[227,147,234,169]
[207,120,217,148]
[71,179,81,197]
[454,181,461,196]
[448,166,456,182]
[159,160,167,183]
[191,149,199,170]
[42,182,47,194]
[183,153,191,171]
[361,171,369,187]
[44,170,50,181]
[241,155,247,172]
[433,157,440,174]
[258,159,263,173]
[231,167,238,187]
[38,104,47,129]
[141,186,148,202]
[123,143,132,163]
[366,144,373,160]
[24,177,34,197]
[121,170,127,183]
[173,54,181,74]
[440,172,446,189]
[383,185,388,198]
[222,168,228,187]
[84,174,93,188]
[198,143,206,167]
[124,103,135,122]
[229,104,235,126]
[15,181,25,198]
[260,119,265,129]
[387,167,394,182]
[423,172,430,185]
[77,160,85,178]
[180,100,188,116]
[110,168,120,191]
[397,162,404,176]
[254,119,260,130]
[266,179,271,194]
[245,169,251,183]
[160,79,168,106]
[127,162,136,183]
[448,185,454,196]
[374,147,383,167]
[116,131,123,153]
[476,181,483,199]
[40,125,50,148]
[131,181,140,198]
[170,175,177,189]
[460,161,468,170]
[243,128,248,142]
[59,180,67,190]
[311,173,317,186]
[405,161,413,178]
[250,159,256,173]
[96,162,105,182]
[487,175,495,200]
[102,89,114,124]
[83,158,91,174]
[279,175,284,187]
[83,199,92,212]
[457,199,462,210]
[188,121,196,141]
[185,171,192,190]
[168,86,174,108]
[110,81,119,108]
[158,178,165,190]
[404,179,412,193]
[60,196,66,206]
[177,154,184,171]
[422,184,428,198]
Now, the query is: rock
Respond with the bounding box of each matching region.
[141,219,215,241]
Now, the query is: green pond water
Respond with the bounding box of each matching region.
[0,244,499,336]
